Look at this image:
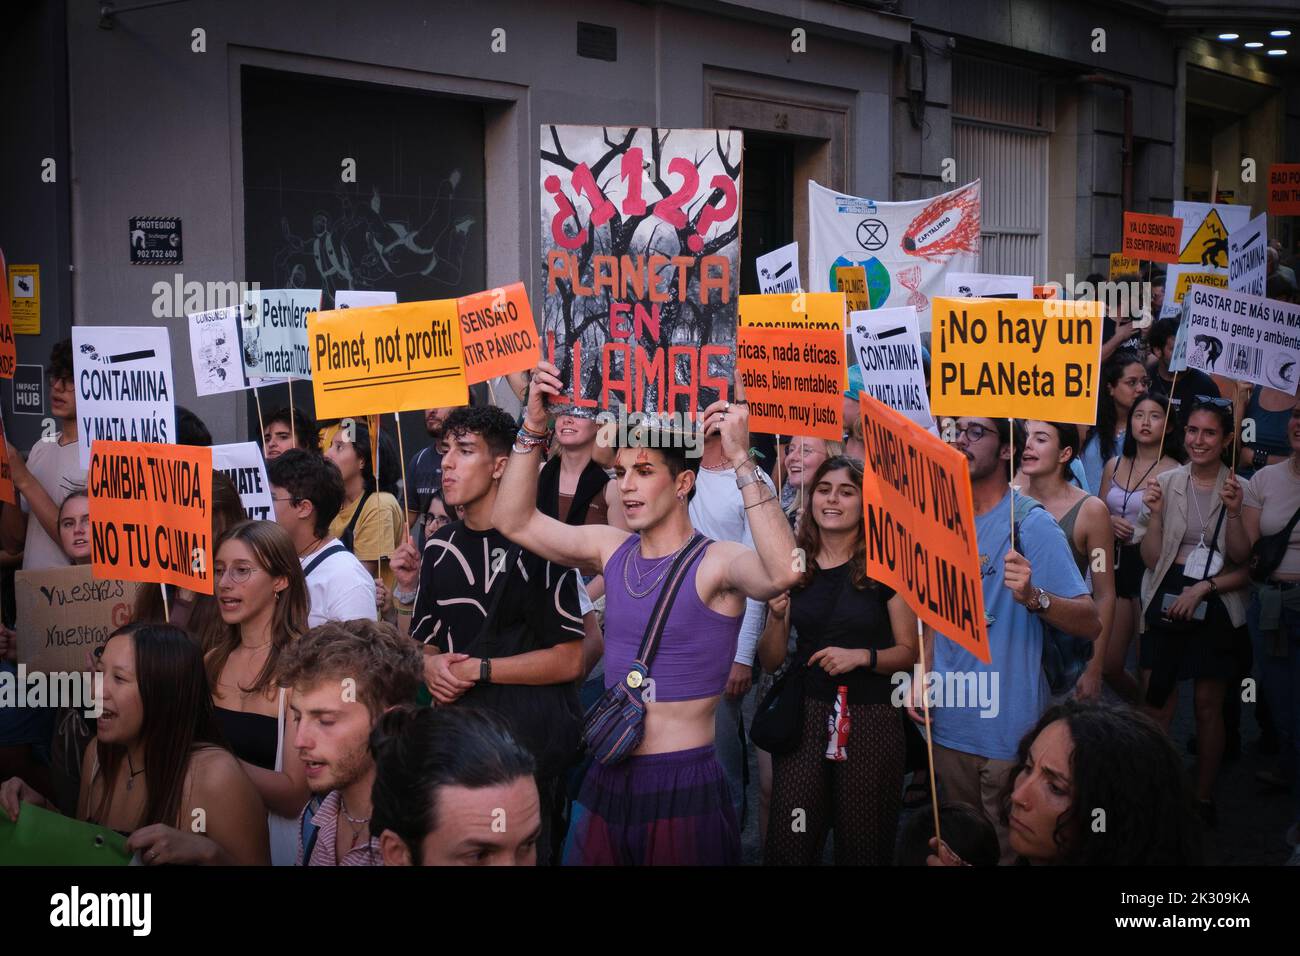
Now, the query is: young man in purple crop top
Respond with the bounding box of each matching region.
[493,360,801,865]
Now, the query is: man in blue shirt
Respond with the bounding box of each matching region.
[918,417,1100,862]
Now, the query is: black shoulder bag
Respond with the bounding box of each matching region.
[582,533,710,766]
[457,545,584,779]
[1146,504,1227,634]
[1250,503,1300,582]
[339,490,372,553]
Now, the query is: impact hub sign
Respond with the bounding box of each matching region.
[540,125,741,417]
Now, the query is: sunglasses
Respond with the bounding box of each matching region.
[1192,394,1232,410]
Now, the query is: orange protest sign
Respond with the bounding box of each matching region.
[1032,285,1059,300]
[737,292,845,331]
[736,326,843,440]
[859,393,989,663]
[307,300,469,418]
[1122,212,1183,264]
[0,247,14,378]
[88,441,214,593]
[1269,164,1300,217]
[456,282,541,384]
[930,296,1103,424]
[0,416,14,505]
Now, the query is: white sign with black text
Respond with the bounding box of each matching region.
[71,326,176,469]
[1181,284,1300,391]
[756,243,802,295]
[848,305,933,427]
[1227,213,1268,297]
[212,442,273,521]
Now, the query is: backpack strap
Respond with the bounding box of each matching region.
[340,491,373,553]
[303,543,348,578]
[624,533,711,686]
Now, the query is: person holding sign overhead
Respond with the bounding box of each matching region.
[913,417,1098,863]
[206,520,311,864]
[1,623,268,865]
[492,360,801,866]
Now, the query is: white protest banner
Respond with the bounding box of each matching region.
[943,272,1033,300]
[188,304,253,396]
[1181,284,1300,391]
[1228,213,1268,297]
[212,442,273,521]
[756,243,802,294]
[809,180,980,332]
[242,288,321,383]
[848,306,932,427]
[72,326,176,469]
[1161,201,1252,317]
[335,290,397,309]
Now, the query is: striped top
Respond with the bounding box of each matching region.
[298,790,382,867]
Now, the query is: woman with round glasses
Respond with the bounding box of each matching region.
[206,519,310,863]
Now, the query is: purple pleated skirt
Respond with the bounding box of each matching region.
[562,744,740,866]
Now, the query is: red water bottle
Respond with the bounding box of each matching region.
[824,684,850,761]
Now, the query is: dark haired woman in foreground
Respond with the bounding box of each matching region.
[929,700,1202,865]
[370,706,540,866]
[0,624,268,864]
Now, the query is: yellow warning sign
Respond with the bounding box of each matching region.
[1172,270,1228,303]
[1179,209,1231,268]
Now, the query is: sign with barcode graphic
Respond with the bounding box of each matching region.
[1181,284,1300,391]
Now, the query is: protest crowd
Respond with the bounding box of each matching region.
[2,141,1300,872]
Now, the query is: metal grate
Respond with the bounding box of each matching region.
[577,22,617,62]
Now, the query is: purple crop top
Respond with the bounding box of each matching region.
[603,533,741,702]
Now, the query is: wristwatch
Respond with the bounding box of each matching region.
[1026,587,1051,613]
[479,657,492,684]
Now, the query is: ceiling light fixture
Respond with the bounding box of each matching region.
[1267,49,1287,55]
[1218,33,1239,40]
[1270,30,1292,38]
[1245,41,1264,48]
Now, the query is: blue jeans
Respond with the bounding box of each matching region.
[1247,595,1300,824]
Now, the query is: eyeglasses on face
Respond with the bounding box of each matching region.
[214,564,263,585]
[952,423,993,443]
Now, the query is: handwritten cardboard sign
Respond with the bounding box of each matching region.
[15,564,140,673]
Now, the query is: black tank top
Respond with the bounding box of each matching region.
[214,706,277,770]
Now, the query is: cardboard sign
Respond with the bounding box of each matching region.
[737,292,845,331]
[736,326,843,440]
[307,299,469,418]
[7,263,39,335]
[1180,284,1300,391]
[72,326,176,470]
[14,565,140,674]
[848,306,931,427]
[858,393,988,663]
[88,441,214,593]
[1269,164,1300,217]
[942,272,1033,300]
[809,180,981,332]
[1227,213,1268,297]
[541,125,741,417]
[456,282,541,384]
[0,248,14,377]
[242,288,322,383]
[212,442,273,521]
[836,265,869,313]
[756,242,801,294]
[0,415,14,505]
[1161,201,1252,318]
[188,304,253,396]
[1108,254,1141,281]
[929,297,1103,424]
[335,290,397,309]
[1121,212,1183,263]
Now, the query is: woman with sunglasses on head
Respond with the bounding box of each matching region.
[207,520,311,863]
[1098,394,1184,703]
[1079,350,1148,495]
[1134,397,1250,826]
[757,456,918,865]
[1015,422,1116,700]
[1,623,268,864]
[1225,392,1300,847]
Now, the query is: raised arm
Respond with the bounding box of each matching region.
[702,397,801,602]
[492,361,628,571]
